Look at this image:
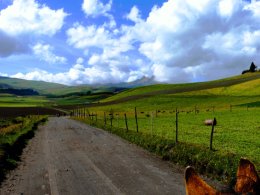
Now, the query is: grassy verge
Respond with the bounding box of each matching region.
[0,116,48,182]
[73,117,241,186]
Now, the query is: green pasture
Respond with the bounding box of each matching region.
[87,93,260,112]
[0,95,49,107]
[80,107,260,168]
[51,93,110,106]
[100,73,260,103]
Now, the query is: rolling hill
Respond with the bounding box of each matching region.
[0,72,259,108]
[96,72,260,106]
[0,76,73,95]
[0,76,158,96]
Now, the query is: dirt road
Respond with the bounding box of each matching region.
[0,117,185,195]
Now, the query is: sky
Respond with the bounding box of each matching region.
[0,0,259,85]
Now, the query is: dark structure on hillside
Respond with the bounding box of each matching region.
[242,62,258,74]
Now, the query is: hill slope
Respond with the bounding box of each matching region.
[98,72,260,105]
[0,77,94,95]
[0,76,67,94]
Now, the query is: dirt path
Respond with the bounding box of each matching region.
[0,117,185,195]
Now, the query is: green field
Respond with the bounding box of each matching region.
[100,72,260,103]
[0,94,49,107]
[79,104,260,165]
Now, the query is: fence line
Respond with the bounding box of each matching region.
[70,105,259,151]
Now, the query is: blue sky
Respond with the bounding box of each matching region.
[0,0,259,85]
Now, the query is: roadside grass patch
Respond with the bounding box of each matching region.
[0,116,48,183]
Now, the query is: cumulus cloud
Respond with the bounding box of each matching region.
[32,43,67,64]
[0,0,67,58]
[11,58,145,85]
[67,24,114,50]
[0,0,67,36]
[126,6,142,23]
[82,0,112,17]
[66,23,137,75]
[0,31,30,57]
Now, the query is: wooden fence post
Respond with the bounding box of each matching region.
[117,114,119,128]
[150,111,153,135]
[104,112,106,127]
[124,113,128,132]
[175,108,179,143]
[210,118,216,150]
[110,113,113,128]
[135,107,139,133]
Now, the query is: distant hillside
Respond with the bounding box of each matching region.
[0,76,158,96]
[0,76,94,95]
[98,72,260,105]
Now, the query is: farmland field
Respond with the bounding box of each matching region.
[0,95,49,107]
[0,107,66,118]
[76,106,260,167]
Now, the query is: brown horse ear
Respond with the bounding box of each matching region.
[235,158,260,194]
[185,166,217,195]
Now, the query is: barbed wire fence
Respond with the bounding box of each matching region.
[70,104,259,152]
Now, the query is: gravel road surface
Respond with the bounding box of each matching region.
[0,117,185,195]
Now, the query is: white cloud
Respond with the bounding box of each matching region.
[244,0,260,18]
[126,6,142,23]
[0,0,67,36]
[76,57,84,64]
[0,31,30,57]
[218,0,239,18]
[0,72,8,77]
[0,0,67,58]
[32,43,67,64]
[67,24,113,50]
[10,58,146,85]
[66,23,135,71]
[82,0,112,17]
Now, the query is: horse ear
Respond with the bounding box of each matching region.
[185,166,217,195]
[235,158,260,194]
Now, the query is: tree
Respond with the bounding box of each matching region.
[242,62,258,74]
[249,62,257,72]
